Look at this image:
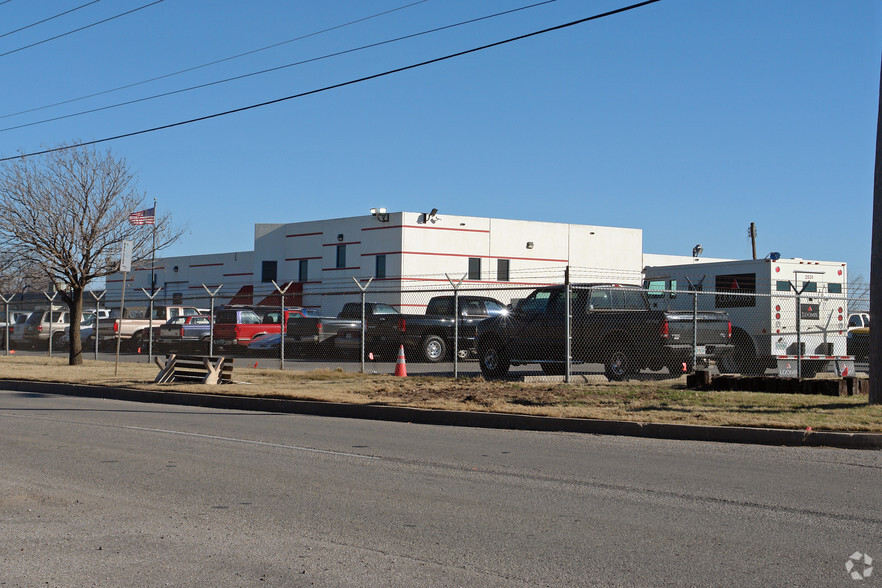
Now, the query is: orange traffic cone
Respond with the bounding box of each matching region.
[393,345,407,377]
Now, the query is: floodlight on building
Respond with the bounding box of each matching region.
[526,242,534,249]
[370,207,389,222]
[337,234,344,242]
[692,244,703,258]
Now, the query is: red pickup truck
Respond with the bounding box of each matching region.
[213,306,308,351]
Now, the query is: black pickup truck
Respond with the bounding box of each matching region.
[398,295,507,362]
[475,283,732,380]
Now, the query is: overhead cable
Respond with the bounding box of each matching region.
[0,0,432,120]
[0,0,103,40]
[0,0,164,59]
[0,0,663,162]
[0,0,557,132]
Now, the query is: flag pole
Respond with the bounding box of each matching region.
[151,197,156,296]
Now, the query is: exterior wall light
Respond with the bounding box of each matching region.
[337,234,344,242]
[526,242,534,249]
[370,207,390,222]
[692,244,703,258]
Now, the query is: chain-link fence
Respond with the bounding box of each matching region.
[2,273,870,381]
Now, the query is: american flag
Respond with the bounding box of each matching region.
[128,207,155,225]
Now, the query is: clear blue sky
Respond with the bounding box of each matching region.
[1,0,880,281]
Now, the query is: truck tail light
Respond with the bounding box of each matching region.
[399,318,406,333]
[317,322,323,335]
[113,321,119,332]
[727,321,732,338]
[660,320,669,339]
[37,324,43,332]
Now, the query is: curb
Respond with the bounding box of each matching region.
[3,379,881,450]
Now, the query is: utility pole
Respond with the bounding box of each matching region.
[869,51,882,405]
[748,223,757,260]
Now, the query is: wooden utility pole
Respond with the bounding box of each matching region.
[749,222,757,259]
[870,52,882,405]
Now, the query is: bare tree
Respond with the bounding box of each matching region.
[0,145,183,365]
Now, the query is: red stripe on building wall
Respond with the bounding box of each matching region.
[360,250,567,263]
[322,241,360,247]
[322,267,361,271]
[285,232,323,238]
[135,266,164,271]
[189,263,224,268]
[222,272,253,277]
[361,224,490,234]
[285,256,322,261]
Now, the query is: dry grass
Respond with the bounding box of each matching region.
[1,355,881,432]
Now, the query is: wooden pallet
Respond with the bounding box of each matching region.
[154,354,234,385]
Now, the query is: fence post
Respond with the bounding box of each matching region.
[788,281,810,379]
[0,293,11,356]
[202,284,222,357]
[565,266,571,383]
[445,273,467,379]
[90,290,105,360]
[141,287,162,363]
[684,276,705,375]
[353,277,373,374]
[43,291,58,358]
[271,280,292,370]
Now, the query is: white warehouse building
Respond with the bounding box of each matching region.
[107,211,650,312]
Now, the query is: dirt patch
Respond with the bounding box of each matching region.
[1,356,880,432]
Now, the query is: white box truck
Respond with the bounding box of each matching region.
[643,258,853,378]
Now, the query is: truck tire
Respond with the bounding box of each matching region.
[718,333,761,376]
[604,339,636,381]
[478,340,509,379]
[421,334,447,363]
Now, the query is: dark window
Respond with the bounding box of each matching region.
[776,281,791,292]
[336,245,346,268]
[298,259,308,283]
[468,257,481,280]
[261,260,277,283]
[484,300,506,316]
[828,283,842,294]
[497,259,510,282]
[518,290,552,314]
[801,281,817,293]
[375,255,386,279]
[715,273,756,308]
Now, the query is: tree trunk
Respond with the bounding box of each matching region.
[68,287,84,366]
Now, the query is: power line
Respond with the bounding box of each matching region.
[0,0,432,121]
[0,0,663,162]
[0,0,557,133]
[0,0,164,59]
[0,0,103,40]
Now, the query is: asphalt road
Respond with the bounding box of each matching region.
[1,388,880,586]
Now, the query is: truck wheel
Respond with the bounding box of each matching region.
[604,343,634,382]
[421,334,447,363]
[719,335,761,376]
[479,340,509,379]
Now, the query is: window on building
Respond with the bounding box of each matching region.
[468,257,481,280]
[777,281,791,292]
[828,283,842,294]
[497,259,510,282]
[801,281,817,293]
[336,245,346,269]
[298,259,308,283]
[261,260,277,283]
[375,254,386,279]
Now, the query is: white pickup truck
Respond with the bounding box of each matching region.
[96,305,201,349]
